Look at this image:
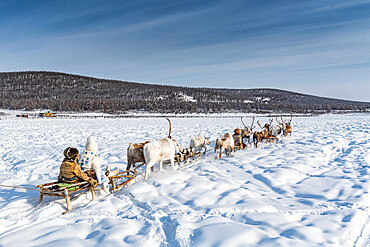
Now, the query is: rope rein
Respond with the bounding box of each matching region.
[0,184,40,191]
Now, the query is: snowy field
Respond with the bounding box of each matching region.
[0,114,369,246]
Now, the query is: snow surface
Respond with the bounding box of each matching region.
[0,114,369,246]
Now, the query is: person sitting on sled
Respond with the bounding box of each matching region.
[58,147,98,187]
[232,128,244,149]
[78,136,118,194]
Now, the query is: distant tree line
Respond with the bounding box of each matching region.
[0,71,368,114]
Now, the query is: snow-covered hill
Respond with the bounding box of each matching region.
[1,71,369,114]
[0,115,369,246]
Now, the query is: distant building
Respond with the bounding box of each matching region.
[39,110,57,117]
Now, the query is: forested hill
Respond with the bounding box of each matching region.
[0,71,369,114]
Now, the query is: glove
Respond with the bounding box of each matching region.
[89,178,98,188]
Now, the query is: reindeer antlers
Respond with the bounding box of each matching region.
[280,114,293,125]
[241,117,247,128]
[251,116,255,131]
[241,116,255,130]
[257,120,263,129]
[276,116,283,125]
[166,117,172,138]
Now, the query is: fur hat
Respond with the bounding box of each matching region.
[234,128,241,134]
[85,136,98,153]
[64,147,79,161]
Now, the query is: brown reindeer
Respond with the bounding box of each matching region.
[253,119,274,147]
[283,115,293,136]
[214,132,234,158]
[126,141,151,173]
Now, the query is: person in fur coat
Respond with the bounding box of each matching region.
[58,147,98,187]
[78,136,112,193]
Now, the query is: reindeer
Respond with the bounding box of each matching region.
[271,117,284,137]
[190,134,211,154]
[253,119,274,147]
[214,132,234,159]
[126,141,150,174]
[126,117,175,175]
[241,116,255,144]
[143,118,183,180]
[282,114,293,136]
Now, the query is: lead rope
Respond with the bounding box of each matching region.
[0,184,40,191]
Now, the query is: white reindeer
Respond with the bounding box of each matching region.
[190,134,211,154]
[143,138,180,180]
[142,118,181,180]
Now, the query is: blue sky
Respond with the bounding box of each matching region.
[1,0,370,101]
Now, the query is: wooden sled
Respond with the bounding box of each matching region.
[36,169,137,213]
[108,169,137,193]
[36,181,95,214]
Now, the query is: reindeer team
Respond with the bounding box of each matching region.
[127,115,293,180]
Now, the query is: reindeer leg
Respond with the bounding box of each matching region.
[220,147,224,159]
[170,158,175,170]
[145,162,154,180]
[126,162,131,175]
[126,162,131,172]
[176,155,181,167]
[158,161,163,173]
